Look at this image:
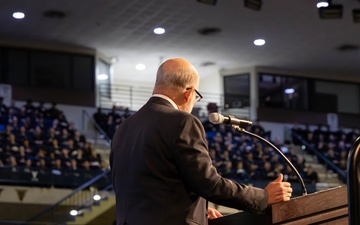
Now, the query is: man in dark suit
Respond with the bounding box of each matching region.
[110,58,292,225]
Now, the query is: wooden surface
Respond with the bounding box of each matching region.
[209,185,348,225]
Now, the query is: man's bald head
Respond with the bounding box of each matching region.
[154,58,199,91]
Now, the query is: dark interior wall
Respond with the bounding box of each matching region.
[257,107,360,128]
[12,85,95,107]
[0,46,96,107]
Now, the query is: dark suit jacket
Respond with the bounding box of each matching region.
[110,97,268,225]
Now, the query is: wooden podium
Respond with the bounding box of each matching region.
[209,185,348,225]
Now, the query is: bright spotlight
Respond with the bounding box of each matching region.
[93,194,101,201]
[317,2,329,8]
[254,39,265,46]
[13,12,25,19]
[153,27,165,34]
[97,74,109,80]
[284,88,295,94]
[135,64,146,70]
[70,210,78,216]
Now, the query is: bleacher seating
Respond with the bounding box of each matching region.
[0,100,108,188]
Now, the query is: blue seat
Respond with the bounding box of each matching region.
[0,124,5,132]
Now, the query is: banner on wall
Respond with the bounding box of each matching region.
[0,84,12,106]
[327,113,338,131]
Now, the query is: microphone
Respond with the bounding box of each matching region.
[208,113,253,127]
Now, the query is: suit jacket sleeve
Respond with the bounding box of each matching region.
[172,114,269,214]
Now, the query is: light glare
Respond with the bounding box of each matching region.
[97,74,109,80]
[13,12,25,19]
[317,2,329,8]
[284,88,295,94]
[70,210,78,216]
[254,39,265,46]
[135,64,146,70]
[154,27,165,34]
[93,194,101,201]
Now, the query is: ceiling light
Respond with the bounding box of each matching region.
[93,194,101,201]
[254,39,265,46]
[244,0,262,11]
[135,64,146,70]
[317,1,329,8]
[154,27,165,34]
[319,3,343,19]
[284,88,295,94]
[97,74,109,80]
[70,210,78,216]
[13,12,25,19]
[196,0,217,5]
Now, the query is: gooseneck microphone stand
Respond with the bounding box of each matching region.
[232,125,308,196]
[347,136,360,225]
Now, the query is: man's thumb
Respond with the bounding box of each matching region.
[274,173,283,182]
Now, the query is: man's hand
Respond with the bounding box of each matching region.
[265,173,293,205]
[208,208,223,219]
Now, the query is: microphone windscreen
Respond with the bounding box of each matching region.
[208,113,223,124]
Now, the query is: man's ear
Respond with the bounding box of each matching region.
[184,88,192,102]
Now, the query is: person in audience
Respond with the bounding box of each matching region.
[8,155,18,172]
[81,159,95,180]
[93,107,108,131]
[8,101,21,117]
[110,58,292,225]
[23,98,36,115]
[88,149,102,170]
[69,158,80,177]
[282,164,299,182]
[35,100,47,115]
[235,161,251,183]
[72,148,86,165]
[58,128,72,147]
[51,158,63,176]
[31,126,44,147]
[16,145,29,167]
[45,102,61,119]
[303,165,319,184]
[59,148,72,169]
[259,161,277,181]
[0,97,8,114]
[38,158,50,175]
[23,158,33,173]
[44,127,59,147]
[73,130,86,149]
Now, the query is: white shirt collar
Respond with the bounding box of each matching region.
[152,94,178,109]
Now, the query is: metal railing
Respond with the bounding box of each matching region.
[291,131,347,181]
[98,83,225,114]
[24,169,112,225]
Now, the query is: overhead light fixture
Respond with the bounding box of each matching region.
[135,64,146,70]
[153,27,165,35]
[196,0,217,5]
[70,210,78,216]
[284,88,295,94]
[318,1,343,19]
[93,194,101,201]
[244,0,262,11]
[317,1,329,8]
[353,9,360,23]
[254,39,265,46]
[13,12,25,19]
